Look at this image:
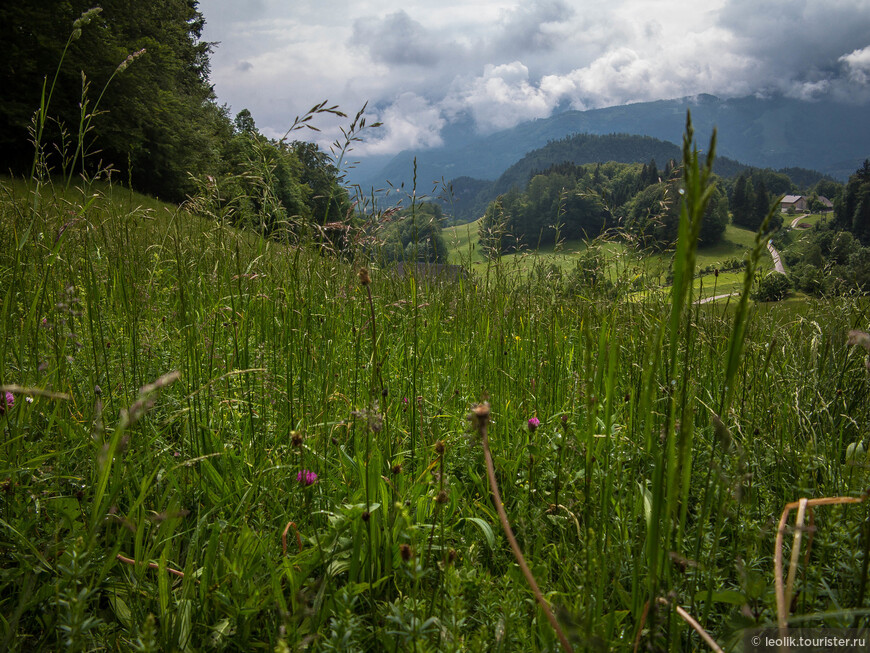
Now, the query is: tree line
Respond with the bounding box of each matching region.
[0,1,346,232]
[476,155,851,256]
[478,159,732,254]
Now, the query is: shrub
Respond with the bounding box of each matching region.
[752,272,791,301]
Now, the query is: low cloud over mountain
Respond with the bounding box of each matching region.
[199,0,870,155]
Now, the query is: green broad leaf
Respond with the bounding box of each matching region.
[344,577,390,596]
[209,617,234,648]
[198,458,228,502]
[158,549,170,616]
[176,598,192,650]
[695,589,748,605]
[109,594,132,628]
[604,609,630,629]
[463,517,496,551]
[637,481,652,529]
[846,441,867,464]
[327,559,351,577]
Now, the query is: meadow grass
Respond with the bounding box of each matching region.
[2,124,870,653]
[445,219,770,305]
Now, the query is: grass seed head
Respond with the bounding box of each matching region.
[467,402,491,433]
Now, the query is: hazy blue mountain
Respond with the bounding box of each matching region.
[353,94,870,193]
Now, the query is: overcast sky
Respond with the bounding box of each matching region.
[198,0,870,157]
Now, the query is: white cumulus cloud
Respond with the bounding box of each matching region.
[361,93,446,155]
[841,45,870,85]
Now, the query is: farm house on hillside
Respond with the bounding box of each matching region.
[780,195,808,212]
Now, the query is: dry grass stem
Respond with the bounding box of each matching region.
[473,402,574,653]
[784,498,808,612]
[116,553,186,580]
[282,521,303,556]
[657,598,724,653]
[774,495,866,632]
[0,385,71,400]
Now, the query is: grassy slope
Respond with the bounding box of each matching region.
[444,218,776,300]
[2,180,869,651]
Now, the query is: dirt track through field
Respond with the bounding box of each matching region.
[697,292,738,304]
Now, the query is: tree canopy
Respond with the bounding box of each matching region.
[380,202,449,264]
[1,1,224,201]
[835,159,870,244]
[479,160,730,254]
[1,3,350,244]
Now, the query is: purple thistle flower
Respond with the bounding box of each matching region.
[297,470,318,486]
[527,417,540,432]
[0,391,13,416]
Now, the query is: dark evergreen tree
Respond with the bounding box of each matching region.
[381,202,448,263]
[290,141,349,225]
[234,108,256,134]
[731,174,751,227]
[627,181,678,249]
[642,158,659,186]
[752,179,770,231]
[699,185,729,246]
[836,160,870,244]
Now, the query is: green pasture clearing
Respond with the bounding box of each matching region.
[788,212,830,230]
[446,219,773,288]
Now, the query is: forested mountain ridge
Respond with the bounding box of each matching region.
[475,158,735,255]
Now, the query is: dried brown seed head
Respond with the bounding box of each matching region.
[467,402,491,431]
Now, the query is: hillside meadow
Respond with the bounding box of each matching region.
[2,133,870,653]
[443,217,774,303]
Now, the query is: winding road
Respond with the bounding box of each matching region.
[767,241,786,274]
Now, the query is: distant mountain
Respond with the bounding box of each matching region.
[354,93,870,194]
